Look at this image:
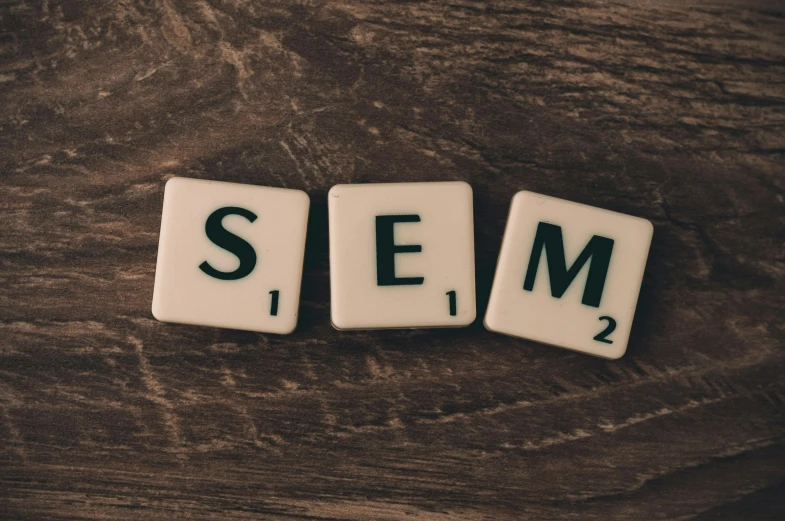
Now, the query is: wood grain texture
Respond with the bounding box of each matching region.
[1,0,784,519]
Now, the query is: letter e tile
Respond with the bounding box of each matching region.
[329,182,476,330]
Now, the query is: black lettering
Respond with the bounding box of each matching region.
[446,290,457,316]
[523,222,614,308]
[593,316,616,344]
[376,214,424,286]
[199,206,258,281]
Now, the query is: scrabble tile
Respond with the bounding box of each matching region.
[484,191,652,359]
[329,181,476,330]
[152,177,309,334]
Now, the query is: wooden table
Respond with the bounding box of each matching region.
[2,1,784,519]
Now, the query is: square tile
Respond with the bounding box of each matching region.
[329,181,476,330]
[484,191,653,359]
[152,177,309,334]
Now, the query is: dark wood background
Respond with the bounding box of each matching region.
[2,0,784,519]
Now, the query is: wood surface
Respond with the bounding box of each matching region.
[2,0,785,519]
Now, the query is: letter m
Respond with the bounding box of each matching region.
[523,222,614,308]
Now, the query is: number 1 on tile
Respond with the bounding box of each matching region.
[446,290,457,316]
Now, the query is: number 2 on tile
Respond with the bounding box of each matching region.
[593,316,616,344]
[446,290,457,316]
[269,290,279,316]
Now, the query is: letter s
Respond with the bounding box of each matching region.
[199,206,258,281]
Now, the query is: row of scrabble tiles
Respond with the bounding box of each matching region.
[152,178,653,359]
